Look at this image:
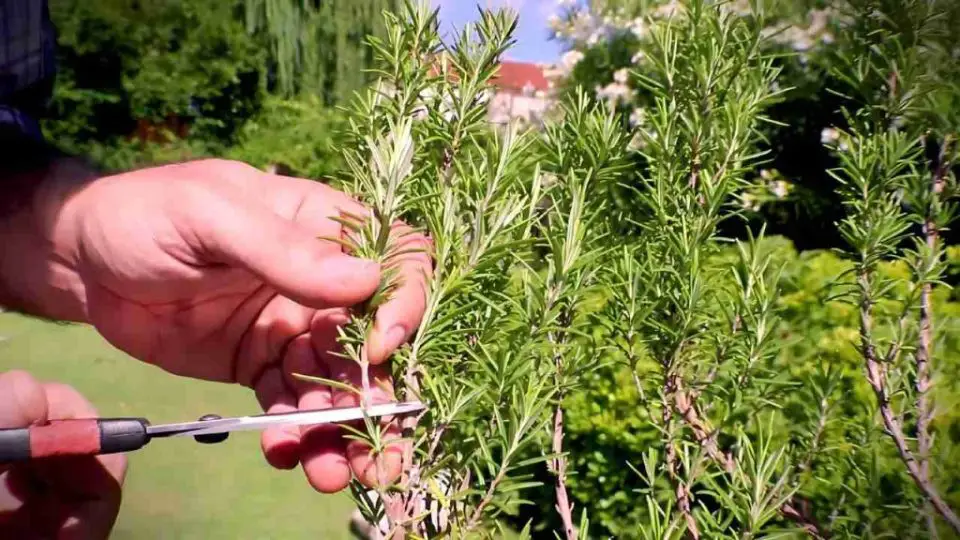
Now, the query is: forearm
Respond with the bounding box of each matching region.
[0,130,95,322]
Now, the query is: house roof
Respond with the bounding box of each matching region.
[491,61,551,93]
[427,54,552,94]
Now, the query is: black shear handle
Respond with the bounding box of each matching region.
[0,418,149,462]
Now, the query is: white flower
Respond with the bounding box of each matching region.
[596,81,632,105]
[792,35,814,51]
[741,193,760,212]
[628,131,647,152]
[722,0,752,16]
[631,50,646,64]
[760,169,773,180]
[630,17,648,38]
[613,68,629,84]
[570,10,597,42]
[770,180,790,199]
[548,14,562,31]
[820,127,840,145]
[558,50,585,76]
[652,0,682,19]
[629,107,646,127]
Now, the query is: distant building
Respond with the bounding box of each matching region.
[487,60,556,126]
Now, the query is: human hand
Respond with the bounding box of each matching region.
[0,159,430,492]
[0,370,127,540]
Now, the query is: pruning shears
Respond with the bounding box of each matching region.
[0,401,426,463]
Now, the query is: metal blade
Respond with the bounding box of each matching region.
[146,401,426,438]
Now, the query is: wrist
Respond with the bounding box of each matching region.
[0,156,96,322]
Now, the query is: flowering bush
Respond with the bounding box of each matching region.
[549,0,960,252]
[300,1,960,538]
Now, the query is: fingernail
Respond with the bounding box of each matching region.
[384,325,408,352]
[328,310,350,327]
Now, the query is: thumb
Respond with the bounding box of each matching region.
[186,191,382,309]
[0,370,48,475]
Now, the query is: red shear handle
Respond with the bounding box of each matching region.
[0,418,150,462]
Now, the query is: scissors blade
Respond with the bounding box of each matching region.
[146,401,426,438]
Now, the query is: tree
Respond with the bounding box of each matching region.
[244,0,401,102]
[43,0,267,164]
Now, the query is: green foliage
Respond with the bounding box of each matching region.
[550,0,960,252]
[40,0,371,177]
[286,2,636,537]
[33,0,960,537]
[556,239,960,538]
[226,94,347,179]
[244,0,400,101]
[519,1,960,538]
[44,0,266,156]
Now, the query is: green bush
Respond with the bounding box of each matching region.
[38,0,401,175]
[43,0,266,159]
[549,0,960,252]
[547,237,960,538]
[226,95,348,180]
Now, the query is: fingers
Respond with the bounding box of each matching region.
[234,295,316,388]
[254,367,300,470]
[182,186,381,309]
[0,370,48,428]
[0,376,125,540]
[366,228,432,365]
[0,370,48,476]
[324,353,405,489]
[40,382,128,486]
[288,330,351,494]
[252,306,407,493]
[271,174,431,366]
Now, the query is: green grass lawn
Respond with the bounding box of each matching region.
[0,312,356,539]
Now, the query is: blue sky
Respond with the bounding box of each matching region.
[430,0,566,63]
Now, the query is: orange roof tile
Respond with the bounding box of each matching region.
[491,61,551,92]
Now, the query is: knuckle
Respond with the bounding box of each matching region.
[0,369,39,389]
[189,158,262,181]
[0,370,47,426]
[42,382,98,416]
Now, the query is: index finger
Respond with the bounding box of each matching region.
[0,371,48,429]
[0,371,48,476]
[365,226,433,365]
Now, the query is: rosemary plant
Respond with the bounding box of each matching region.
[829,0,960,535]
[288,1,960,538]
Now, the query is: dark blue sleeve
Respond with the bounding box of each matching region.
[0,0,57,144]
